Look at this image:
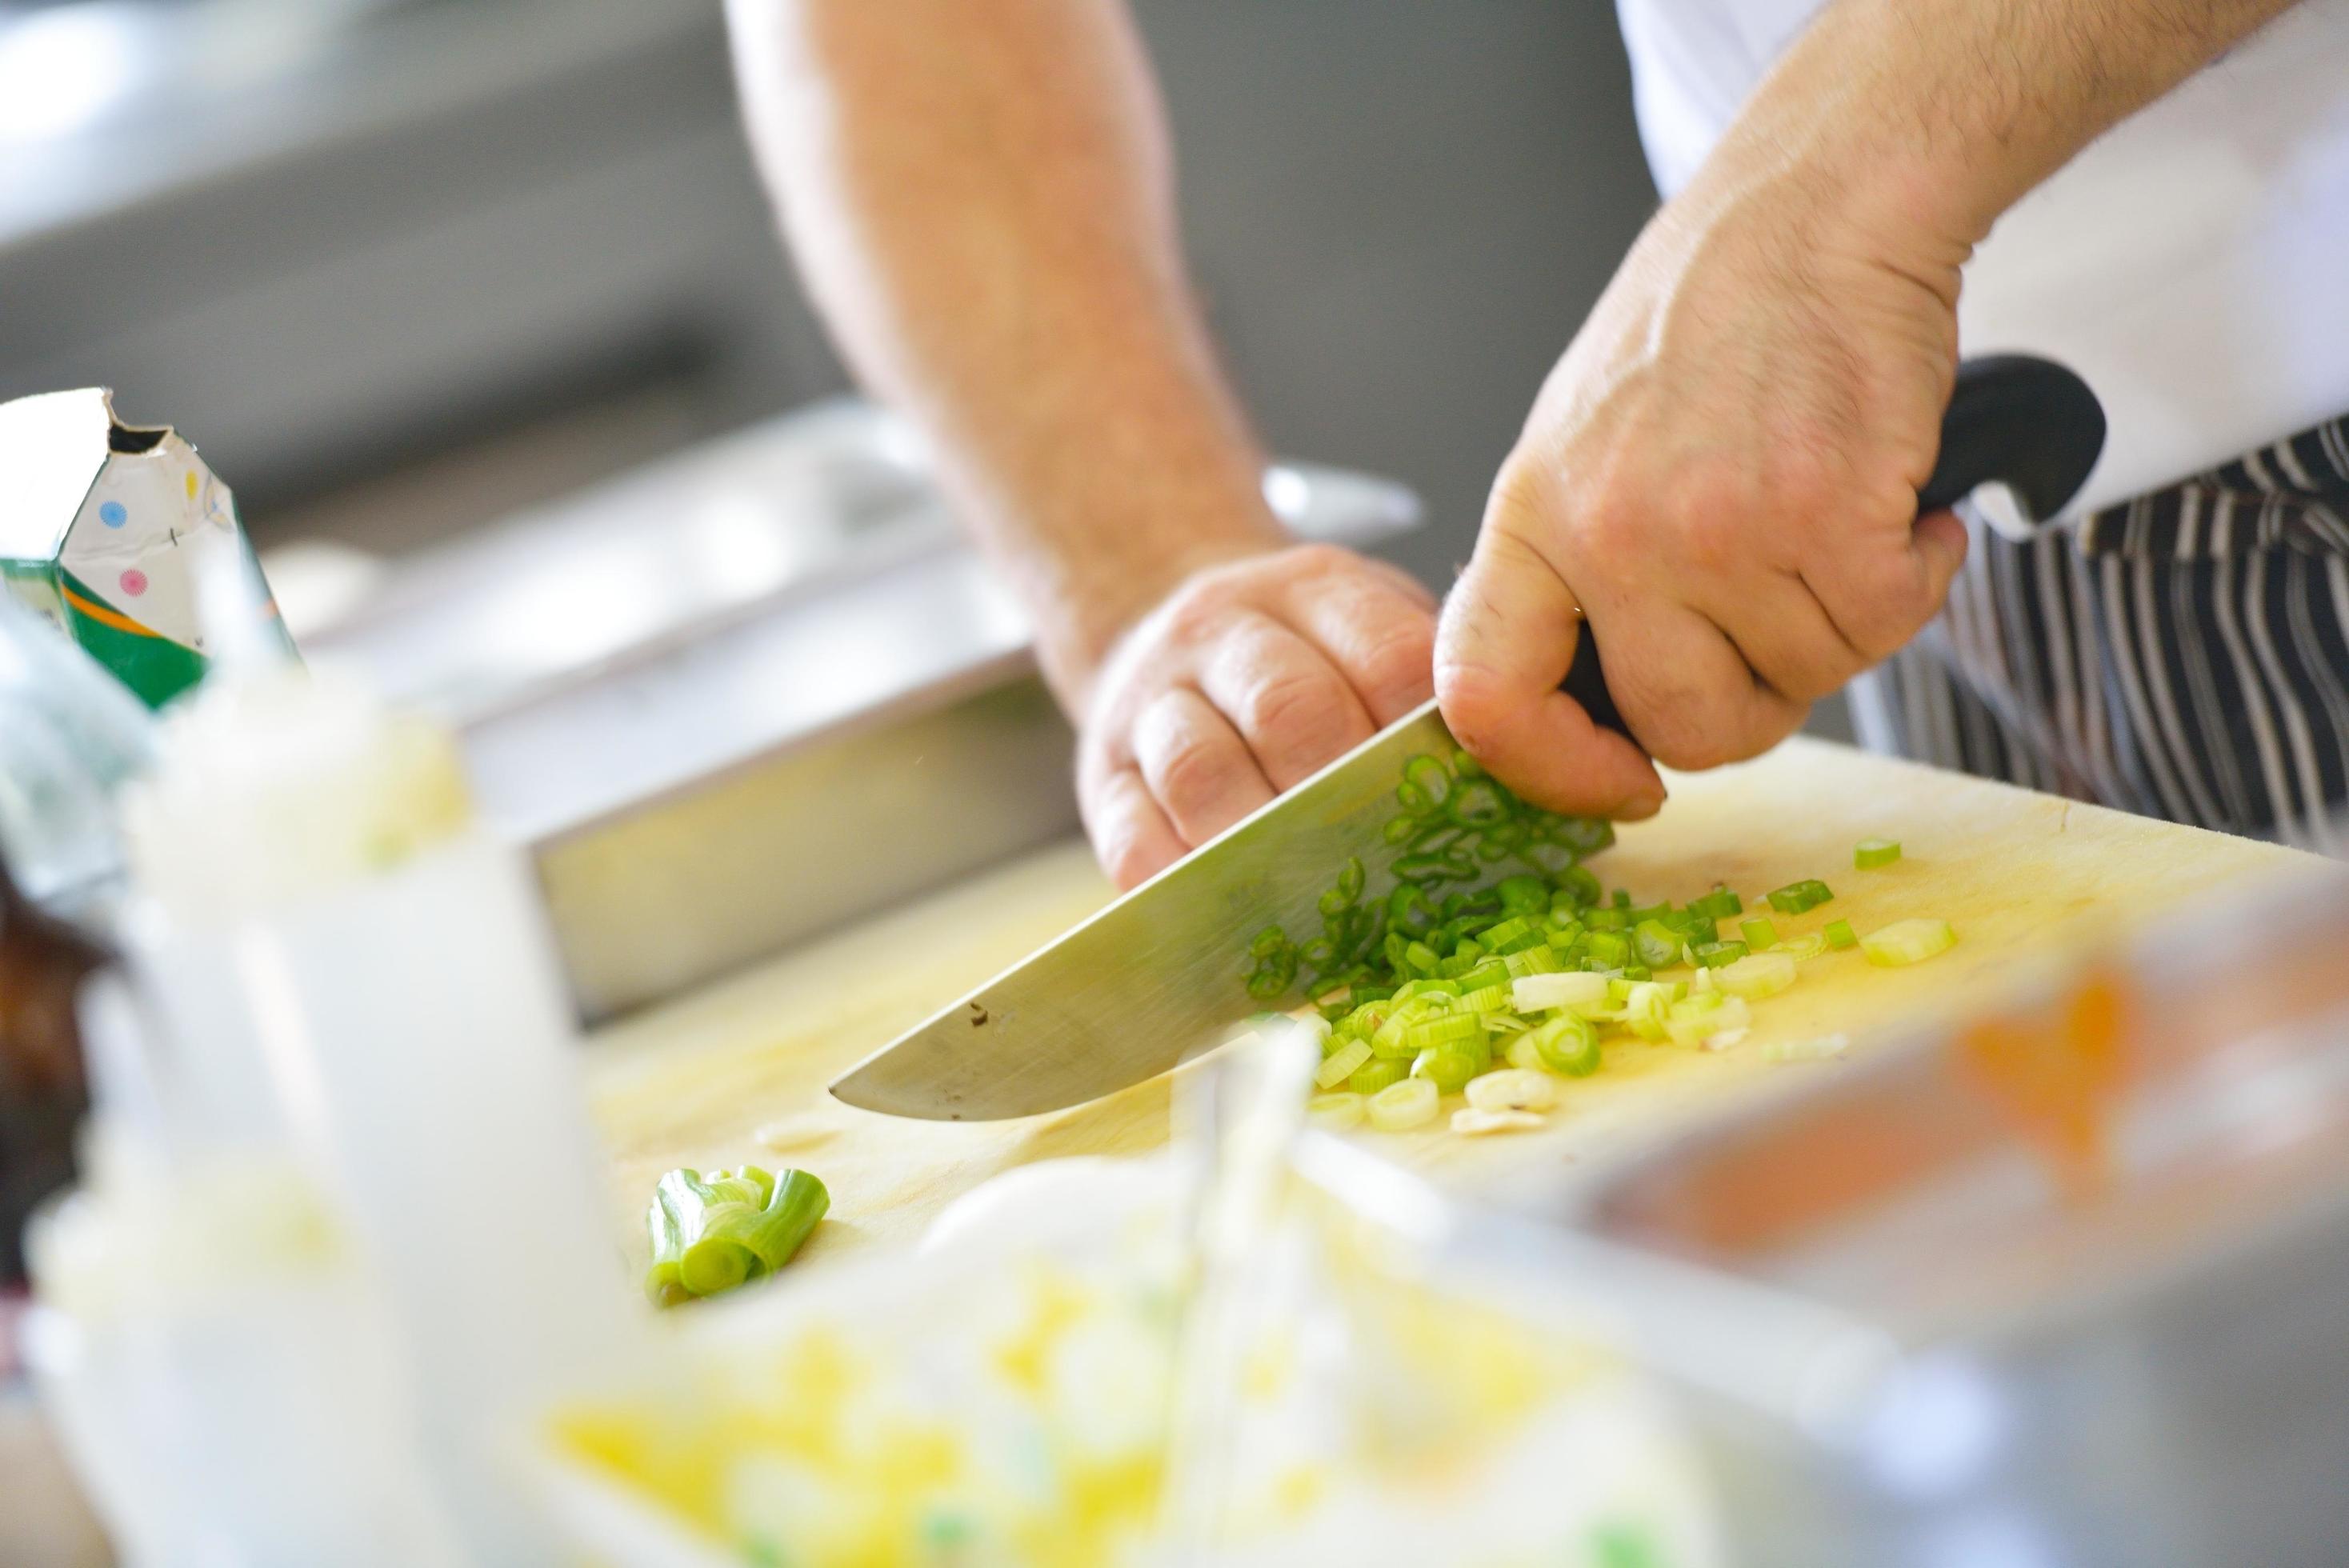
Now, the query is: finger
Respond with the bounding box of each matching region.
[1131,686,1278,846]
[1591,590,1805,771]
[1194,613,1378,790]
[1283,572,1439,726]
[1082,764,1187,890]
[1807,508,1971,662]
[1433,527,1664,818]
[1705,570,1868,705]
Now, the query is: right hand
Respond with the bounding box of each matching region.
[1077,542,1437,890]
[1435,143,1971,817]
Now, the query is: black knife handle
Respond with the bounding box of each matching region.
[1561,353,2106,738]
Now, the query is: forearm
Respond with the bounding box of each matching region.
[1701,0,2300,276]
[727,0,1281,706]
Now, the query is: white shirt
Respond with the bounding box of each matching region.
[1615,0,2349,515]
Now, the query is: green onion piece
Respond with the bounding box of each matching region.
[1451,747,1485,779]
[1854,838,1903,870]
[1714,950,1798,1000]
[1410,1046,1484,1094]
[1306,1092,1365,1131]
[1404,939,1441,975]
[1691,940,1749,969]
[1583,930,1632,970]
[646,1166,830,1306]
[1740,918,1780,951]
[1495,874,1549,914]
[1778,932,1830,961]
[1766,879,1835,915]
[1688,886,1744,919]
[1465,1068,1556,1114]
[1666,994,1751,1047]
[1632,918,1683,970]
[1860,918,1959,967]
[1250,925,1290,959]
[1336,854,1367,901]
[1555,866,1604,907]
[1456,984,1512,1015]
[1823,918,1859,950]
[1404,1013,1483,1050]
[1528,1013,1601,1077]
[1382,814,1417,846]
[1347,1056,1410,1095]
[1367,1078,1440,1132]
[1315,1038,1375,1089]
[1510,971,1609,1013]
[1502,946,1562,979]
[1621,981,1671,1042]
[1458,958,1511,993]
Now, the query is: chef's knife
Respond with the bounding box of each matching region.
[831,355,2105,1120]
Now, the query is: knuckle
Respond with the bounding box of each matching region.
[1238,666,1352,756]
[1154,734,1228,814]
[1279,541,1355,580]
[1356,621,1436,708]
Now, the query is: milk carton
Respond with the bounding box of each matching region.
[0,388,291,707]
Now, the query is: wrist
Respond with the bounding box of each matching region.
[1029,505,1286,710]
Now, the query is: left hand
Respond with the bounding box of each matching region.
[1076,542,1438,889]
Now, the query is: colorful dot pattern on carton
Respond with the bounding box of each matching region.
[98,502,126,527]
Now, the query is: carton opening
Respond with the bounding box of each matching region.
[106,425,167,456]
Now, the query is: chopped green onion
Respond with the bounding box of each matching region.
[1456,984,1512,1015]
[1688,886,1743,919]
[1404,1013,1483,1050]
[1465,1068,1556,1114]
[1691,940,1749,969]
[1510,971,1610,1013]
[1739,918,1779,951]
[1528,1013,1601,1077]
[1621,981,1671,1042]
[1307,1092,1366,1130]
[1715,950,1798,1000]
[645,1166,829,1307]
[1854,838,1903,870]
[1632,918,1683,970]
[1347,1056,1409,1095]
[1666,994,1751,1047]
[1766,879,1835,915]
[1823,918,1859,950]
[1315,1038,1374,1089]
[1778,932,1830,961]
[1861,918,1958,967]
[1583,930,1632,969]
[1368,1077,1441,1131]
[1412,1044,1488,1094]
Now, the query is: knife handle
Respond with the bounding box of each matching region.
[1560,353,2106,738]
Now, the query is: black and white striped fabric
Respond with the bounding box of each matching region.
[1850,410,2349,852]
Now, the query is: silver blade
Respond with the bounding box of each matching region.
[830,698,1455,1119]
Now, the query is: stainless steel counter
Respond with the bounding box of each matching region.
[309,399,1419,1018]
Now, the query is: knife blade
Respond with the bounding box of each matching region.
[830,699,1458,1119]
[830,354,2107,1120]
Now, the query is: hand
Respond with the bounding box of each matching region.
[1078,543,1437,889]
[1434,154,1971,818]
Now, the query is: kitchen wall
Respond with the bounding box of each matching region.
[0,0,1855,734]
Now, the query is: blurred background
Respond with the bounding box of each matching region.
[0,0,1671,630]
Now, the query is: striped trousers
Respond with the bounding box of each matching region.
[1852,413,2349,851]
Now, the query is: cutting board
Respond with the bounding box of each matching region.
[584,738,2321,1273]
